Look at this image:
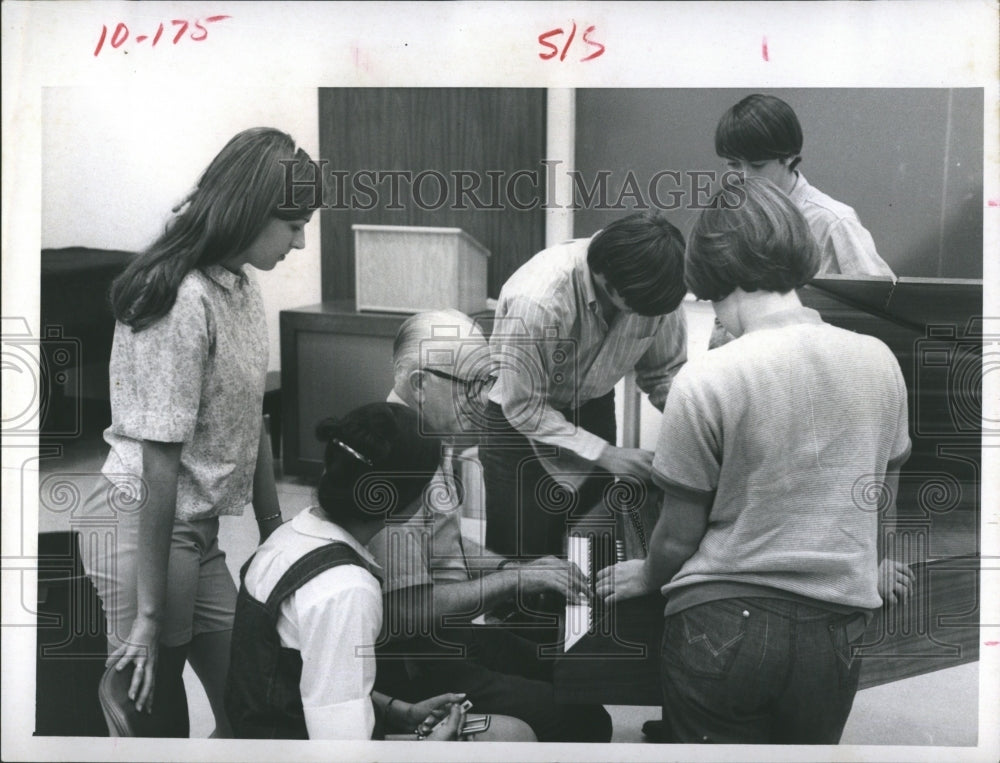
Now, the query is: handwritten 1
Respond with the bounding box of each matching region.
[94,16,231,57]
[538,22,605,62]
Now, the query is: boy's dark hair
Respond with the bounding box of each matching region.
[715,94,804,170]
[685,176,820,302]
[314,403,441,525]
[586,212,686,316]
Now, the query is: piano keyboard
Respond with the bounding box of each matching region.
[562,484,661,653]
[565,533,626,651]
[565,534,592,652]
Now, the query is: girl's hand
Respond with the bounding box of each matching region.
[878,559,916,605]
[109,614,161,713]
[424,702,465,741]
[595,559,653,603]
[409,692,466,733]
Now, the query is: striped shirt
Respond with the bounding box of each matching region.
[789,173,895,278]
[488,237,687,463]
[653,306,911,610]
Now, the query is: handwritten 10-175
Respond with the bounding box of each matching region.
[94,16,230,57]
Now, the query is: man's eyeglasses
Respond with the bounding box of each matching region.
[421,368,497,402]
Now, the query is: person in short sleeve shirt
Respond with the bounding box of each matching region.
[596,177,913,745]
[105,266,267,520]
[81,127,316,737]
[363,310,609,744]
[227,403,537,743]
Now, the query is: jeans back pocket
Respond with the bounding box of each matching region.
[663,600,751,679]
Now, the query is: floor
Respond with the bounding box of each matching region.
[36,435,981,746]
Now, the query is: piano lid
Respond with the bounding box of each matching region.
[804,274,983,332]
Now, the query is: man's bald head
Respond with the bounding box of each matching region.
[392,309,494,435]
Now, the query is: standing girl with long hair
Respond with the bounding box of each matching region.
[83,127,316,737]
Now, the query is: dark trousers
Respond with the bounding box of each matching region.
[660,598,866,744]
[481,390,617,559]
[375,626,612,743]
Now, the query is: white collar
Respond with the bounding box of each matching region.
[289,506,381,568]
[386,388,408,406]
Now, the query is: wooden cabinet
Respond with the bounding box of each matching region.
[279,301,407,477]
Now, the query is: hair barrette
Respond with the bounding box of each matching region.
[330,438,374,466]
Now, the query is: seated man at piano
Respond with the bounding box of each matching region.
[481,212,688,561]
[597,177,914,744]
[365,309,613,743]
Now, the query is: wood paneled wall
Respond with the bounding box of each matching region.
[318,89,547,301]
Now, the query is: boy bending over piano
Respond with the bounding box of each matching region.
[597,176,914,745]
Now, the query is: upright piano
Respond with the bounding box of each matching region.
[552,275,985,704]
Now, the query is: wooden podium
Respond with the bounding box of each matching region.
[353,225,490,315]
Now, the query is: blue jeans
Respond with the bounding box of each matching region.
[660,597,866,744]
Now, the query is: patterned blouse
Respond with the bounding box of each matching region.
[102,265,267,520]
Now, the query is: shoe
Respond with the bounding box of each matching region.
[642,719,667,742]
[98,662,189,737]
